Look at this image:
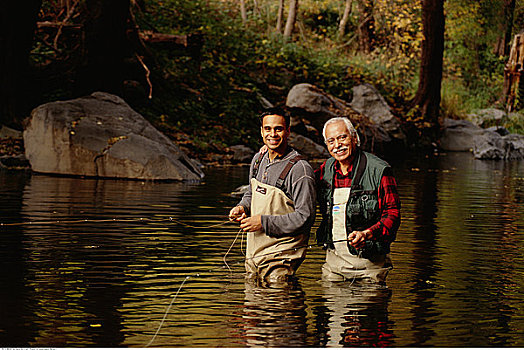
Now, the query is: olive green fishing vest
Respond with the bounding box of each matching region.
[317,150,390,259]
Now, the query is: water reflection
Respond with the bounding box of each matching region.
[411,155,439,346]
[387,152,524,347]
[236,281,307,347]
[313,281,392,347]
[0,152,523,347]
[11,174,199,347]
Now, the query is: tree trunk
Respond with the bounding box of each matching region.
[499,0,515,56]
[240,0,247,24]
[76,0,131,96]
[252,0,260,16]
[0,0,42,128]
[411,0,445,140]
[356,0,375,53]
[276,0,285,33]
[338,0,353,37]
[283,0,298,40]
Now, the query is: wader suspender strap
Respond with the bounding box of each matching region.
[351,151,368,190]
[252,153,304,190]
[275,155,304,190]
[252,153,263,179]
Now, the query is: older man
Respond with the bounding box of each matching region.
[315,117,401,283]
[229,107,316,284]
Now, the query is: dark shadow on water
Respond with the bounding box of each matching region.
[410,154,440,346]
[0,171,37,346]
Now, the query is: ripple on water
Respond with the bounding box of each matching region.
[1,157,524,347]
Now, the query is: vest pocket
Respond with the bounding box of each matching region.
[348,201,365,230]
[348,192,379,230]
[363,195,379,220]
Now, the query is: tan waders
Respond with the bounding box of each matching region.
[322,188,392,283]
[246,178,308,284]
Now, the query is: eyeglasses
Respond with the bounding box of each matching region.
[325,133,350,146]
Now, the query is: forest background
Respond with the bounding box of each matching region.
[1,0,524,160]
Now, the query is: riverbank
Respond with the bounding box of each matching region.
[0,126,29,171]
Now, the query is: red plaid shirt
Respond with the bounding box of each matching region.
[315,159,400,243]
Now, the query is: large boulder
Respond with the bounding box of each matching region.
[349,83,406,142]
[286,83,345,120]
[23,92,204,181]
[467,108,506,128]
[473,132,524,160]
[286,83,348,134]
[229,144,255,163]
[288,132,330,159]
[440,118,524,159]
[439,118,487,152]
[285,83,395,151]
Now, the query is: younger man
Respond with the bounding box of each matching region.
[229,108,316,284]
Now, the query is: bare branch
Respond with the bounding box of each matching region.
[135,54,153,99]
[53,0,80,50]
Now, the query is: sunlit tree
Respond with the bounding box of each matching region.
[283,0,299,40]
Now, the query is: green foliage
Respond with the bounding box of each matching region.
[134,0,523,157]
[505,111,524,134]
[440,79,469,119]
[301,2,341,40]
[31,0,523,159]
[443,0,508,110]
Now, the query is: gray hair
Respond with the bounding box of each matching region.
[322,117,361,147]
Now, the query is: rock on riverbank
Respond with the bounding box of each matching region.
[440,117,524,160]
[23,92,204,181]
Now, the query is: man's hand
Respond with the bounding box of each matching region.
[229,206,246,222]
[240,215,263,232]
[348,229,371,249]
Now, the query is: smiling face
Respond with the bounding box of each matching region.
[324,120,357,165]
[260,114,290,156]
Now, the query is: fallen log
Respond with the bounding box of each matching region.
[139,31,203,56]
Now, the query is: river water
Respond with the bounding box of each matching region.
[0,152,523,347]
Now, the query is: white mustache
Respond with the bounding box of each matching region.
[332,146,348,153]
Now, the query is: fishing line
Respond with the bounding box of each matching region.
[169,217,231,229]
[240,229,245,256]
[143,235,367,346]
[144,275,192,348]
[0,217,231,229]
[343,250,362,288]
[223,228,244,275]
[6,213,365,344]
[143,228,243,347]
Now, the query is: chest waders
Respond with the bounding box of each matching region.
[246,155,308,283]
[320,151,392,283]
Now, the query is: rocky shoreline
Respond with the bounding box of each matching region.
[2,85,523,178]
